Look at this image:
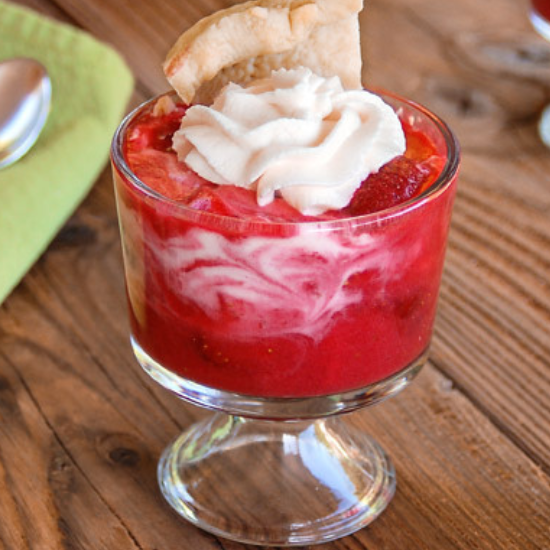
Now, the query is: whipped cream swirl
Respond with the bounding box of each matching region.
[172,68,405,215]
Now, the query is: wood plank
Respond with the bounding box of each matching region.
[434,163,550,470]
[356,368,550,550]
[363,0,550,471]
[0,352,142,550]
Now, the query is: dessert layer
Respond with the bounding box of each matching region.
[124,95,444,222]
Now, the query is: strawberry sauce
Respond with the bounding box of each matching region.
[532,0,550,22]
[113,93,458,397]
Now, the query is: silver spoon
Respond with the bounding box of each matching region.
[0,58,52,170]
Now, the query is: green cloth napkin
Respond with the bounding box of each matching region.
[0,1,134,304]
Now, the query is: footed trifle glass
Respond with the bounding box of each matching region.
[111,91,459,546]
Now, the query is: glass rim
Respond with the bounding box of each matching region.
[111,89,460,228]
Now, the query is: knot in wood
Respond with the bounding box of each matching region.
[108,446,140,467]
[52,222,97,249]
[97,432,144,468]
[48,455,75,492]
[0,375,10,391]
[432,81,490,118]
[454,31,550,80]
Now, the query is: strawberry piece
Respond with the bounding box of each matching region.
[127,105,187,152]
[344,156,431,216]
[401,121,437,162]
[187,185,234,216]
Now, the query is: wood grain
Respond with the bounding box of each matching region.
[1,0,550,548]
[364,0,550,472]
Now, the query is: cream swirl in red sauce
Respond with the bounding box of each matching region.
[147,226,414,340]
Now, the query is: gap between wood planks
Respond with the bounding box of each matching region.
[429,356,550,478]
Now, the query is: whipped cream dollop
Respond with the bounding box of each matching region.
[172,68,405,215]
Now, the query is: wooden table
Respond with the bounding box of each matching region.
[2,0,550,548]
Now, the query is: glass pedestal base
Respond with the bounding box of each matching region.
[158,413,395,546]
[133,339,427,545]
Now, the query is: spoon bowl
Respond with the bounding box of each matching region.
[0,57,52,169]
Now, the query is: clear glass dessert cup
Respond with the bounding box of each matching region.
[111,91,460,546]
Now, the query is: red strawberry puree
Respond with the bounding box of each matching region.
[113,93,457,397]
